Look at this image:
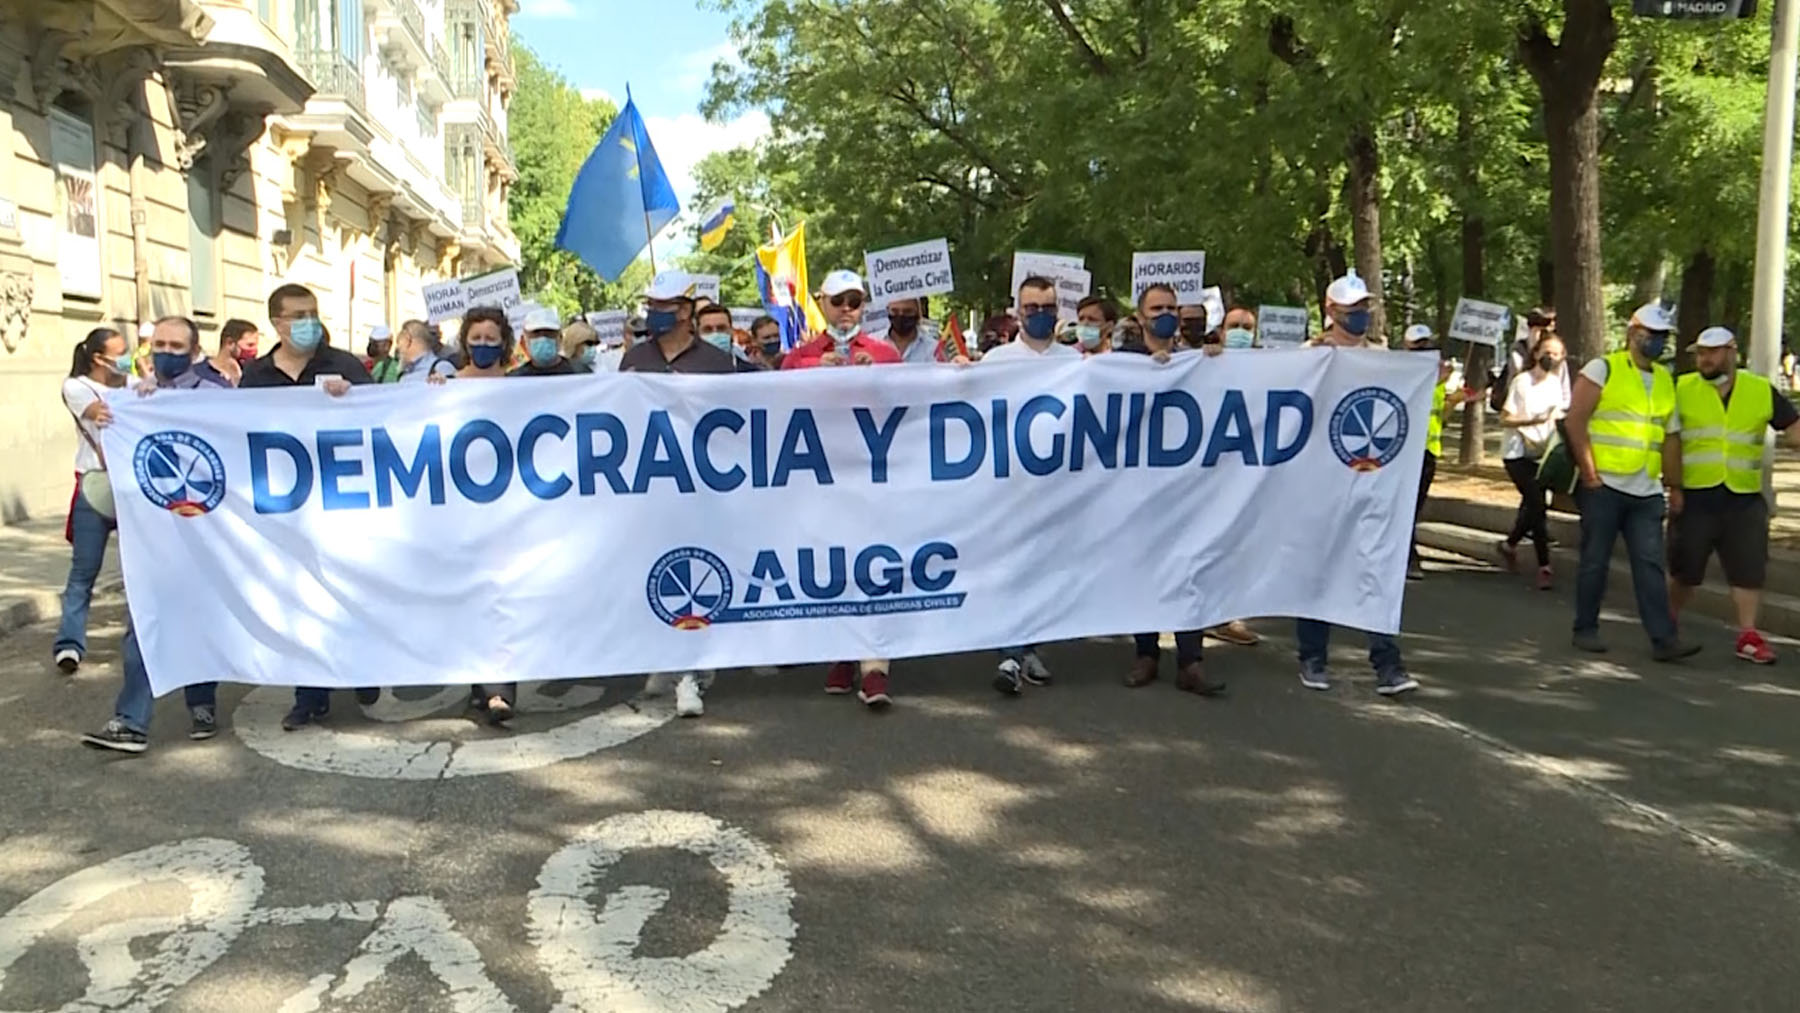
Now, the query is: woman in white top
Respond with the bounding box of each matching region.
[54,327,133,673]
[1497,333,1570,590]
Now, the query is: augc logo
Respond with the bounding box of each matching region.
[646,542,965,629]
[1328,388,1409,472]
[133,431,227,516]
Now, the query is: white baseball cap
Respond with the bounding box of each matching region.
[1325,270,1372,306]
[643,271,696,301]
[1692,325,1736,349]
[137,322,155,339]
[369,324,392,341]
[522,307,562,333]
[820,269,865,297]
[1403,323,1435,344]
[1630,301,1676,332]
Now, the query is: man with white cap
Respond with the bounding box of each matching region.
[1403,322,1466,580]
[781,269,902,370]
[620,271,736,375]
[1666,325,1800,664]
[1311,270,1384,348]
[1293,270,1417,696]
[1563,301,1700,660]
[780,269,902,707]
[368,324,402,381]
[510,307,578,376]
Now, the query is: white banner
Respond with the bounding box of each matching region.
[101,352,1434,695]
[865,238,955,307]
[1259,306,1309,348]
[1449,297,1512,348]
[422,279,468,324]
[1130,250,1207,304]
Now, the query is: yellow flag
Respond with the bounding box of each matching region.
[755,221,827,335]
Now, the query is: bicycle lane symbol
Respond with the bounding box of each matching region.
[0,812,796,1013]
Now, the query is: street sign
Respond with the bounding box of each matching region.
[1630,0,1757,18]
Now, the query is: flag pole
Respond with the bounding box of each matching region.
[643,207,658,274]
[627,84,659,275]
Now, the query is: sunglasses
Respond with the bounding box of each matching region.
[1019,302,1056,315]
[827,292,865,309]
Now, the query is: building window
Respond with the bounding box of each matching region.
[258,0,275,25]
[49,105,103,300]
[335,0,363,63]
[295,0,320,50]
[187,172,218,316]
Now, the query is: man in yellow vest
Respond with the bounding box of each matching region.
[1403,323,1466,580]
[1666,326,1800,664]
[1564,302,1701,660]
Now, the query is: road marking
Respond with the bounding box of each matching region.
[232,685,676,780]
[528,810,797,1013]
[0,838,264,1013]
[277,897,515,1013]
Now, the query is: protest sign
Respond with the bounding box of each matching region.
[422,279,467,324]
[1259,306,1309,348]
[586,310,628,345]
[464,268,522,319]
[861,302,890,338]
[1448,297,1511,348]
[1053,269,1092,320]
[1011,251,1089,319]
[103,352,1434,694]
[1130,251,1207,304]
[688,274,722,304]
[730,307,764,332]
[865,238,955,307]
[1200,287,1225,331]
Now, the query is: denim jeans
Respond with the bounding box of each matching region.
[1574,484,1677,644]
[1410,451,1438,568]
[1134,632,1204,667]
[999,644,1040,664]
[1295,619,1403,675]
[115,619,217,734]
[55,486,115,658]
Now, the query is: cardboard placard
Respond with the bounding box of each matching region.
[422,279,468,325]
[730,307,765,331]
[1259,305,1309,348]
[585,310,628,346]
[1449,297,1512,348]
[1130,250,1207,305]
[464,268,523,318]
[865,238,955,307]
[687,273,722,304]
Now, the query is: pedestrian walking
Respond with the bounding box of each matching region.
[1497,332,1569,589]
[53,327,131,675]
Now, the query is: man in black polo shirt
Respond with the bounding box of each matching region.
[619,271,735,375]
[241,282,376,729]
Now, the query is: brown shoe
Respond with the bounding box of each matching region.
[1124,656,1158,688]
[1207,621,1261,647]
[1176,662,1228,697]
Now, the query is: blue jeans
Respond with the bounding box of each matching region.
[55,487,115,658]
[115,619,216,734]
[1574,484,1677,644]
[998,644,1040,664]
[1295,619,1403,675]
[1134,632,1204,667]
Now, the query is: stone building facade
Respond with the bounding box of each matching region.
[0,0,518,521]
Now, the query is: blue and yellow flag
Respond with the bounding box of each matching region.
[755,222,826,349]
[698,199,736,251]
[554,92,680,281]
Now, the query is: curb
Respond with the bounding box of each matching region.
[0,575,124,643]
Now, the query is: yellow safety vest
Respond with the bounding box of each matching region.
[1676,371,1771,494]
[1590,351,1675,481]
[1427,382,1446,458]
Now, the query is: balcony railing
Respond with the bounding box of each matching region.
[397,0,428,53]
[450,69,483,99]
[297,50,368,117]
[430,37,451,85]
[461,192,485,232]
[416,101,438,140]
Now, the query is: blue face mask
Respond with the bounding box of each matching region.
[1076,324,1103,350]
[152,352,192,380]
[468,344,504,369]
[1641,331,1669,360]
[1022,310,1058,341]
[112,353,135,375]
[1341,309,1372,336]
[1224,327,1255,349]
[579,346,597,367]
[288,317,324,351]
[645,308,680,336]
[702,331,734,353]
[527,336,559,365]
[1149,313,1180,341]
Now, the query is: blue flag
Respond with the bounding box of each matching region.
[555,95,680,281]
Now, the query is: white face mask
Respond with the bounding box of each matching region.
[1707,370,1733,389]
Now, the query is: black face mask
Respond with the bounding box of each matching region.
[1538,355,1561,371]
[889,315,919,337]
[1179,319,1206,342]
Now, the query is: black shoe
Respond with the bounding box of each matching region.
[1572,631,1608,654]
[188,706,218,741]
[82,719,147,754]
[1406,562,1425,581]
[1653,640,1703,663]
[281,702,328,731]
[354,687,380,706]
[993,659,1023,696]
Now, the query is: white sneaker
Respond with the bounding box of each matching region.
[54,649,80,674]
[642,673,675,697]
[1021,651,1053,686]
[675,674,704,718]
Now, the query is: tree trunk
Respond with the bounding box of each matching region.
[1537,251,1556,308]
[1521,0,1617,366]
[1459,210,1489,466]
[1346,123,1385,341]
[1674,247,1714,376]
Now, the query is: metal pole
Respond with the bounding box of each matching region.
[1754,0,1799,506]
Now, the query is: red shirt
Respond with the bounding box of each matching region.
[781,333,903,369]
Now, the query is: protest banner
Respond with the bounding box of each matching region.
[464,268,523,319]
[585,310,628,345]
[1259,306,1309,348]
[1448,297,1512,348]
[1130,251,1207,304]
[422,279,467,324]
[103,352,1433,694]
[865,239,955,307]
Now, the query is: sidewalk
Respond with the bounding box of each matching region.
[0,517,120,641]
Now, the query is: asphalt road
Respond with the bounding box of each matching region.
[1,552,1797,1013]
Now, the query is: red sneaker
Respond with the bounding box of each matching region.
[825,662,856,694]
[1736,629,1776,665]
[858,669,892,708]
